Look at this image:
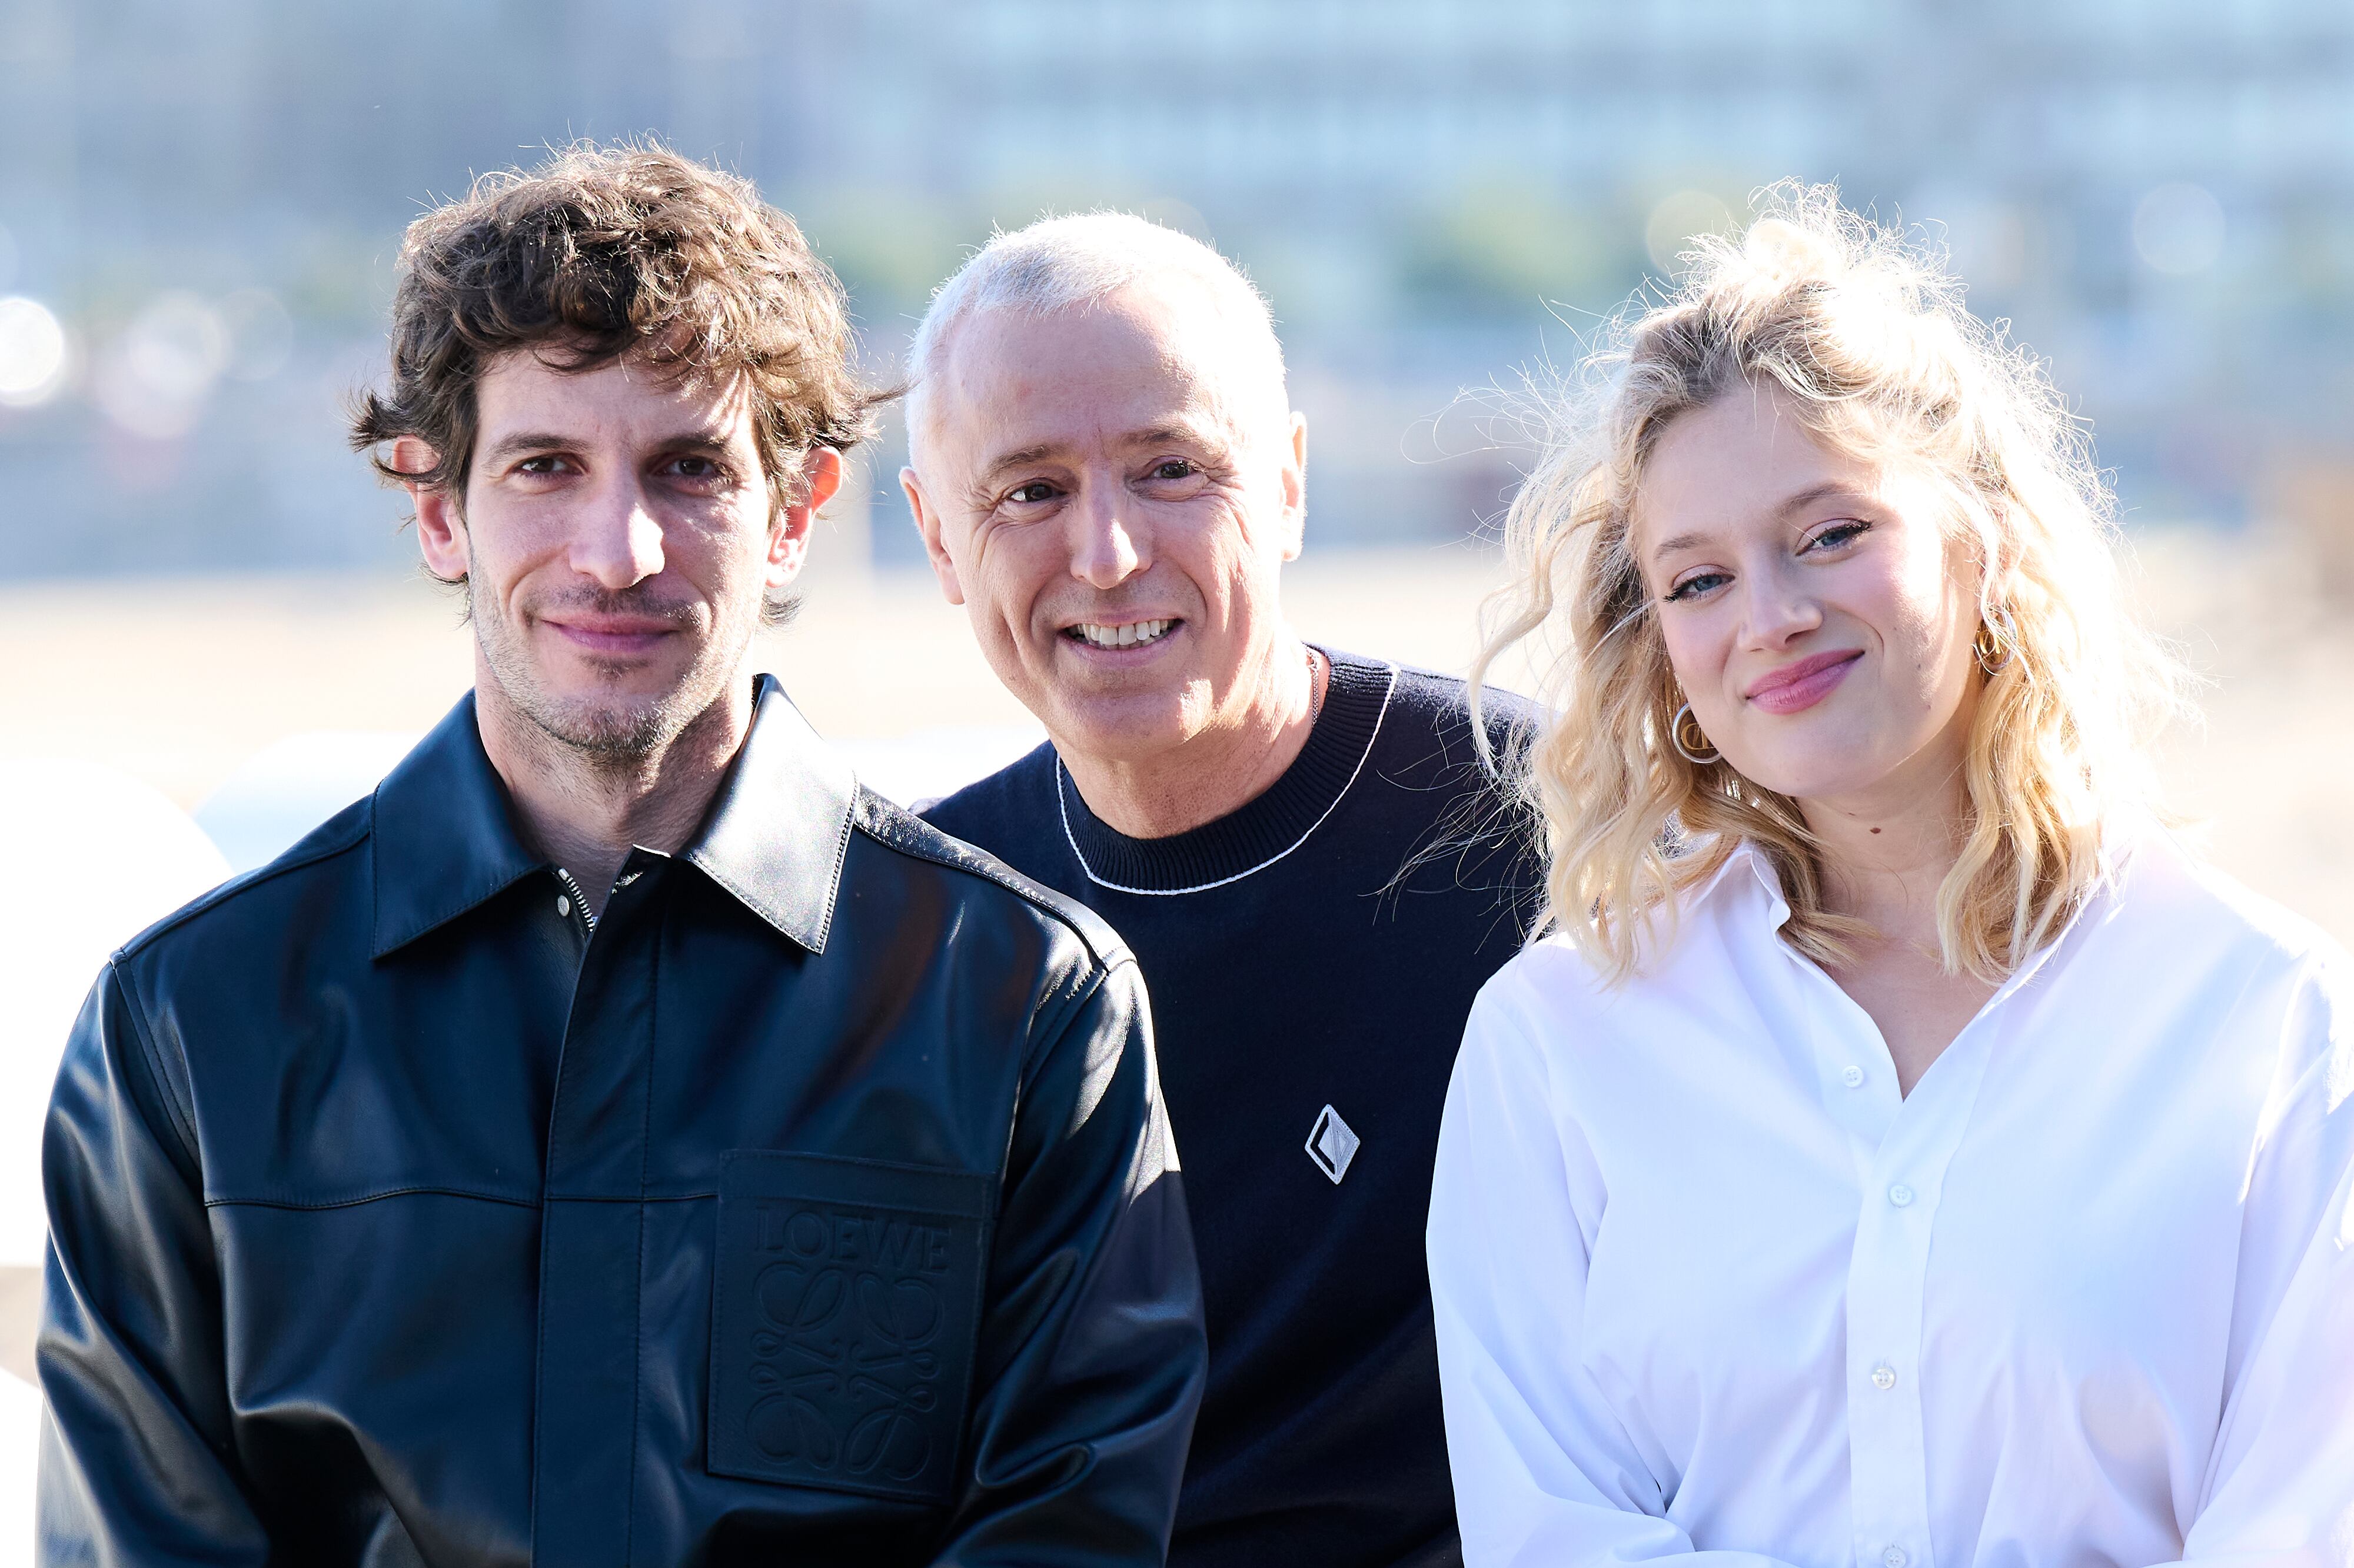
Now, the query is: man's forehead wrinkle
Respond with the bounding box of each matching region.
[478,418,747,454]
[487,344,753,401]
[1129,288,1290,457]
[922,291,1278,484]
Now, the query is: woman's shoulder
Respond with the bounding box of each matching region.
[2107,830,2354,1146]
[1464,936,1619,1059]
[2096,828,2354,1094]
[2110,825,2349,978]
[1478,837,1773,1010]
[1478,933,1611,1013]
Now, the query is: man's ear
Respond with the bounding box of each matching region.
[399,436,470,584]
[900,466,966,607]
[766,446,843,590]
[1278,410,1308,562]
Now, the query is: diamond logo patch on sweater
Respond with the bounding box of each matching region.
[1305,1104,1361,1183]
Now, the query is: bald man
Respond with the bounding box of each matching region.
[903,215,1545,1568]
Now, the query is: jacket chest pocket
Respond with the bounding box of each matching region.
[708,1151,995,1506]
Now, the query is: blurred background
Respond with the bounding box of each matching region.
[5,0,2354,1548]
[8,0,2354,571]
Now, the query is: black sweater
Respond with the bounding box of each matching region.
[924,648,1543,1568]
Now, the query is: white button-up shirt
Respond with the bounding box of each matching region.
[1429,832,2354,1567]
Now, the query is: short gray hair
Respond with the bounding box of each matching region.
[905,212,1288,448]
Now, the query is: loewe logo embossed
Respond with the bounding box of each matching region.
[710,1154,991,1506]
[743,1204,952,1484]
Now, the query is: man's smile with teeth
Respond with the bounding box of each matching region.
[1068,618,1177,649]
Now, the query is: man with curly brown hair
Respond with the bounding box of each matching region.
[36,144,1204,1566]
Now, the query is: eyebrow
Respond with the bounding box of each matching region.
[976,442,1060,485]
[1773,480,1876,519]
[973,423,1217,485]
[478,431,575,466]
[1647,482,1878,562]
[478,428,739,467]
[1126,422,1209,450]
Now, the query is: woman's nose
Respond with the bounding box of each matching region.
[1740,560,1823,648]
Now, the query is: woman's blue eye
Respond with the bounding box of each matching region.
[1807,521,1871,551]
[1665,572,1730,602]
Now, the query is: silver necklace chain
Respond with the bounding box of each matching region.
[1055,654,1398,898]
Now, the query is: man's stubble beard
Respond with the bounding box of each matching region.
[470,570,752,771]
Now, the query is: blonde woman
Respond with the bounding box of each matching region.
[1429,187,2354,1567]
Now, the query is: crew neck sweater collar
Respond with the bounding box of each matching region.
[1053,647,1397,895]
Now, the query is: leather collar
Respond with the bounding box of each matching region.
[371,673,856,958]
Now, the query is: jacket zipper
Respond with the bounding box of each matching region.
[552,866,599,936]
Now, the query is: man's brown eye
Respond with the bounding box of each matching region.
[1008,483,1055,505]
[1153,461,1194,481]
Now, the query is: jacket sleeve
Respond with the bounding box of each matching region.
[36,960,271,1564]
[1428,982,1801,1568]
[2171,950,2354,1562]
[933,953,1206,1567]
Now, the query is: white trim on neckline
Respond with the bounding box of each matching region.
[1055,663,1401,897]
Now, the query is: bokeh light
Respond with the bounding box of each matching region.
[2133,183,2227,276]
[95,291,231,440]
[0,298,68,408]
[219,289,294,382]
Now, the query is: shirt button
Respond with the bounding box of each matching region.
[1884,1549,1908,1568]
[1841,1066,1866,1088]
[1888,1183,1915,1207]
[1870,1363,1897,1391]
[556,895,573,918]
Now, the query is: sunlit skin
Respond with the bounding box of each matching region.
[401,350,840,908]
[1636,379,1996,1091]
[902,281,1319,838]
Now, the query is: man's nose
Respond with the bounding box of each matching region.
[1069,482,1147,591]
[568,475,666,591]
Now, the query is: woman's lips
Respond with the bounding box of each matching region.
[1744,649,1863,715]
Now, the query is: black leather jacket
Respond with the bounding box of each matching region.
[38,676,1205,1566]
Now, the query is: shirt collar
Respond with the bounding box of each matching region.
[1677,837,1793,929]
[1698,826,2130,991]
[370,673,857,958]
[679,674,858,954]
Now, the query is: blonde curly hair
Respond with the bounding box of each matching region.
[1472,182,2189,982]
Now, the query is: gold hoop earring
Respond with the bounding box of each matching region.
[1974,605,2018,675]
[1671,703,1720,766]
